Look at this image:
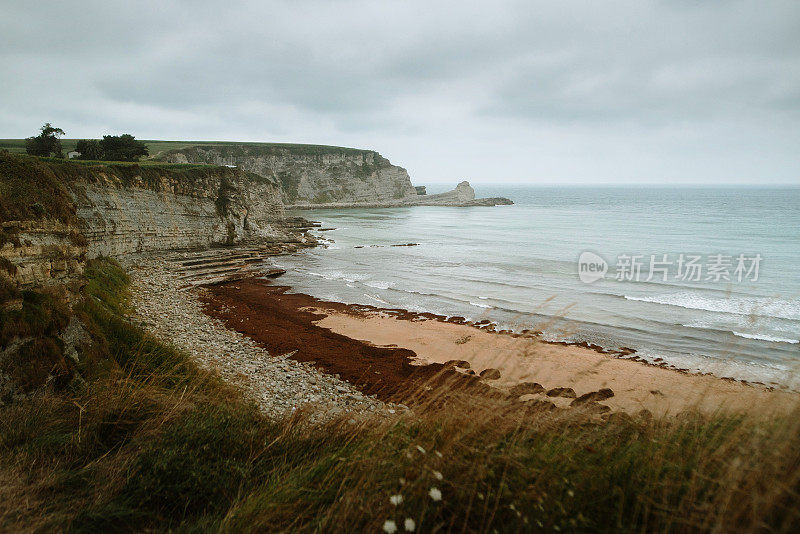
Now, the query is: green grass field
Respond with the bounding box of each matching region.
[0,138,373,160]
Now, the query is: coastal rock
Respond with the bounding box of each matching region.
[571,388,615,406]
[546,387,577,398]
[509,382,546,396]
[479,368,501,380]
[444,360,471,370]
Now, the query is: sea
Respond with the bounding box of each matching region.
[270,186,800,389]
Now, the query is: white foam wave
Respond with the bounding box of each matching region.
[363,280,394,290]
[470,301,492,309]
[733,332,799,344]
[624,292,800,321]
[363,293,388,304]
[307,271,361,283]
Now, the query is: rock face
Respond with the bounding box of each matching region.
[0,220,86,288]
[162,144,513,208]
[0,157,303,289]
[162,145,418,206]
[70,168,286,257]
[284,181,514,208]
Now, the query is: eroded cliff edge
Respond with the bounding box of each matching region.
[0,153,311,288]
[160,144,513,207]
[162,144,419,206]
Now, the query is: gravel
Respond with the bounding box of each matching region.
[121,253,395,421]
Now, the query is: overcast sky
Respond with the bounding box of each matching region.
[2,0,798,184]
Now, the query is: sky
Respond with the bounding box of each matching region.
[1,0,798,185]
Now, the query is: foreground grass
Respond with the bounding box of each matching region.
[1,260,798,532]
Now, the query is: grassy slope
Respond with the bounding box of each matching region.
[0,139,374,160]
[0,258,798,532]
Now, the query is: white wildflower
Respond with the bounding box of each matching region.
[416,445,426,454]
[429,487,442,501]
[383,519,398,533]
[399,477,406,485]
[390,494,403,506]
[432,470,443,480]
[404,518,416,532]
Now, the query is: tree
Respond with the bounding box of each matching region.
[25,123,65,157]
[98,134,149,162]
[75,139,103,160]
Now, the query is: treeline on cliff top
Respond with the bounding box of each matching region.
[18,123,149,162]
[1,125,376,161]
[1,257,799,531]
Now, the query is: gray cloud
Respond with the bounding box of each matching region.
[1,0,798,184]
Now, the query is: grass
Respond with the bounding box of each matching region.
[1,259,799,532]
[0,138,375,159]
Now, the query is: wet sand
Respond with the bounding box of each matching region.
[200,278,797,416]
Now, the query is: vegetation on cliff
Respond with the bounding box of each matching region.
[0,138,376,159]
[0,258,798,532]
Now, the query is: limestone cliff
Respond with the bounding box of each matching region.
[0,154,302,288]
[161,144,418,206]
[160,143,513,208]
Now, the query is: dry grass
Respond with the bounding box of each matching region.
[1,259,799,533]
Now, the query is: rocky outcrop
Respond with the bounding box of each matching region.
[286,181,514,208]
[160,144,513,208]
[69,167,288,257]
[162,145,418,205]
[0,156,308,289]
[0,220,86,288]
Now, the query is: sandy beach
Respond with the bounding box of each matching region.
[200,278,797,417]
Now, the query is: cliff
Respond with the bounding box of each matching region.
[159,143,513,207]
[161,144,419,206]
[286,181,514,208]
[0,154,304,288]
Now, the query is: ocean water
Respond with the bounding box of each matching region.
[270,186,800,389]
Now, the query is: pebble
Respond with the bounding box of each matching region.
[121,252,395,422]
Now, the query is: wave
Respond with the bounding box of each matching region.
[624,292,800,321]
[306,270,363,284]
[733,332,799,344]
[363,293,389,305]
[363,280,394,290]
[469,301,492,309]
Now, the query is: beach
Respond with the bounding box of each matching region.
[200,277,797,417]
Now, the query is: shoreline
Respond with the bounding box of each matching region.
[199,277,798,417]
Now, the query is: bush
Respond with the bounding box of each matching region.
[98,134,149,162]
